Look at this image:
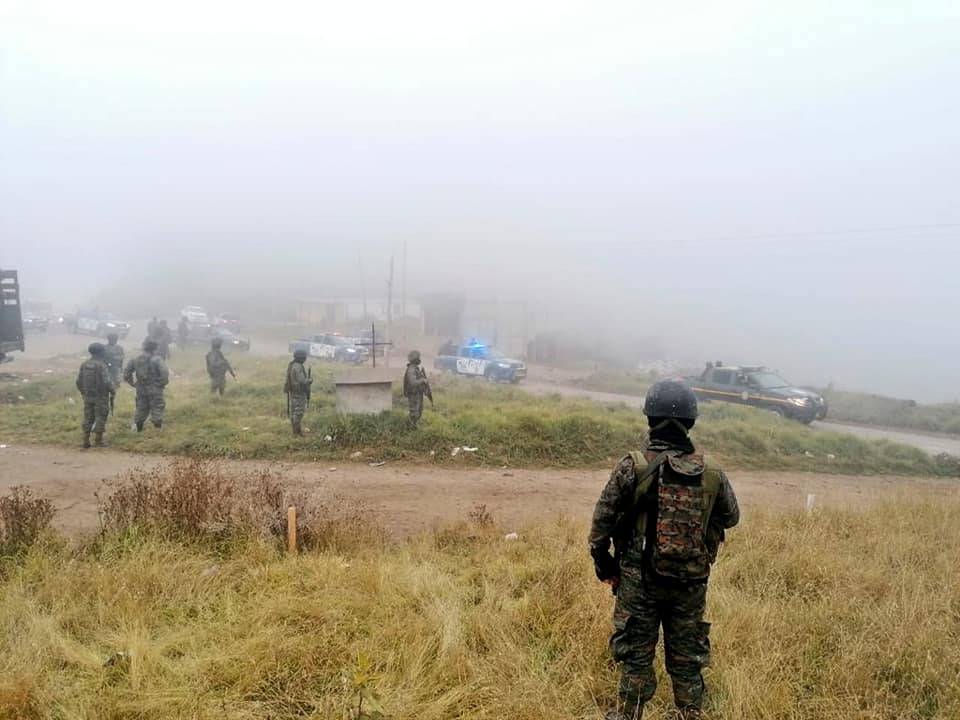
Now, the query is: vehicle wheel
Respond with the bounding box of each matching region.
[485,370,497,383]
[770,408,785,418]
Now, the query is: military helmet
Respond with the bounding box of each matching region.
[643,379,698,420]
[88,342,105,356]
[143,338,158,352]
[408,350,421,363]
[211,337,223,348]
[293,349,308,361]
[106,332,119,342]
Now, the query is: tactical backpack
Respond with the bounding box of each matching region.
[629,450,722,582]
[79,360,105,396]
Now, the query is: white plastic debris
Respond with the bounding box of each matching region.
[200,564,220,578]
[350,451,363,459]
[806,493,817,514]
[368,461,387,467]
[504,532,519,542]
[18,395,25,401]
[429,450,436,457]
[451,447,461,457]
[241,426,251,431]
[328,467,338,472]
[826,453,836,461]
[0,444,8,449]
[324,435,333,442]
[67,397,75,405]
[462,446,478,453]
[804,451,815,458]
[44,369,53,374]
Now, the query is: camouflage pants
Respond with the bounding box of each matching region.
[82,396,110,434]
[289,394,308,432]
[610,565,711,713]
[209,373,227,395]
[407,393,423,423]
[134,389,166,426]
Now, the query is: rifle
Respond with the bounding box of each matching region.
[424,380,434,406]
[306,367,312,408]
[109,390,115,416]
[286,391,290,418]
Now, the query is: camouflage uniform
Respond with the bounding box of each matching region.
[590,444,739,718]
[205,346,234,395]
[76,349,115,447]
[284,353,312,435]
[104,337,125,387]
[124,346,170,430]
[156,322,172,360]
[403,351,430,426]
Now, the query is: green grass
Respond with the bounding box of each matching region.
[0,352,956,475]
[822,389,960,435]
[573,368,654,397]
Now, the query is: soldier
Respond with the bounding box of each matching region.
[205,337,236,396]
[103,332,125,417]
[403,350,432,427]
[75,342,115,448]
[156,320,172,360]
[589,379,739,720]
[283,349,312,436]
[147,316,159,338]
[177,316,190,350]
[123,338,170,431]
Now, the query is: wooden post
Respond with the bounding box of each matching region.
[287,506,297,554]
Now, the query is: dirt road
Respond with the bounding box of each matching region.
[2,444,955,536]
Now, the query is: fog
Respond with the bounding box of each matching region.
[2,1,958,401]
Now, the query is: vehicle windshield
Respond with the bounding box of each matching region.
[748,372,790,389]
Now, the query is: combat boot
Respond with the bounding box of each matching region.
[82,433,91,449]
[677,709,703,720]
[94,433,108,448]
[153,421,162,431]
[135,422,145,432]
[605,708,642,720]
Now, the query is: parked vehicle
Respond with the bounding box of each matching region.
[434,342,527,383]
[74,310,131,339]
[0,269,25,363]
[22,312,50,333]
[213,312,242,331]
[288,333,369,363]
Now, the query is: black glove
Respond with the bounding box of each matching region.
[590,542,620,582]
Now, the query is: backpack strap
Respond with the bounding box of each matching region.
[627,450,675,543]
[700,461,723,528]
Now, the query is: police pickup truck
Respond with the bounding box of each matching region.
[434,343,527,383]
[686,365,827,423]
[288,333,369,364]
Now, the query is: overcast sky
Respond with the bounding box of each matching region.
[2,1,958,400]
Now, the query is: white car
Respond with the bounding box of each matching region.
[179,305,211,326]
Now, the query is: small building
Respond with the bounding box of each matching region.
[334,368,395,415]
[296,297,423,328]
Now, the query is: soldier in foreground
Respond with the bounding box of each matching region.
[123,338,170,432]
[205,337,236,396]
[103,332,125,414]
[76,343,115,448]
[589,379,739,720]
[403,350,432,427]
[284,348,312,436]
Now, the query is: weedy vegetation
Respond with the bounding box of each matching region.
[821,388,960,435]
[0,352,957,476]
[1,479,959,719]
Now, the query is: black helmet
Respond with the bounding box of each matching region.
[211,337,223,348]
[106,332,119,342]
[88,342,105,356]
[293,349,308,361]
[143,338,158,352]
[643,379,698,420]
[407,350,421,363]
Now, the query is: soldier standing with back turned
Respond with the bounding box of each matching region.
[76,342,115,448]
[403,350,432,427]
[589,379,739,720]
[284,349,312,436]
[103,332,125,415]
[123,338,170,431]
[206,337,236,396]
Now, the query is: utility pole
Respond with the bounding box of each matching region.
[401,239,407,322]
[386,255,394,367]
[359,251,368,319]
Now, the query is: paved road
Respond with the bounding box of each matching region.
[522,381,960,456]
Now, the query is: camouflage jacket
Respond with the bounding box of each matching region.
[103,343,125,374]
[76,358,115,398]
[403,364,429,397]
[206,349,233,378]
[589,442,739,580]
[123,352,169,390]
[284,361,312,397]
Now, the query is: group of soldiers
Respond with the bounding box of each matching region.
[75,332,236,447]
[280,347,432,436]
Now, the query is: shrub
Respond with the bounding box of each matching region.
[0,486,55,559]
